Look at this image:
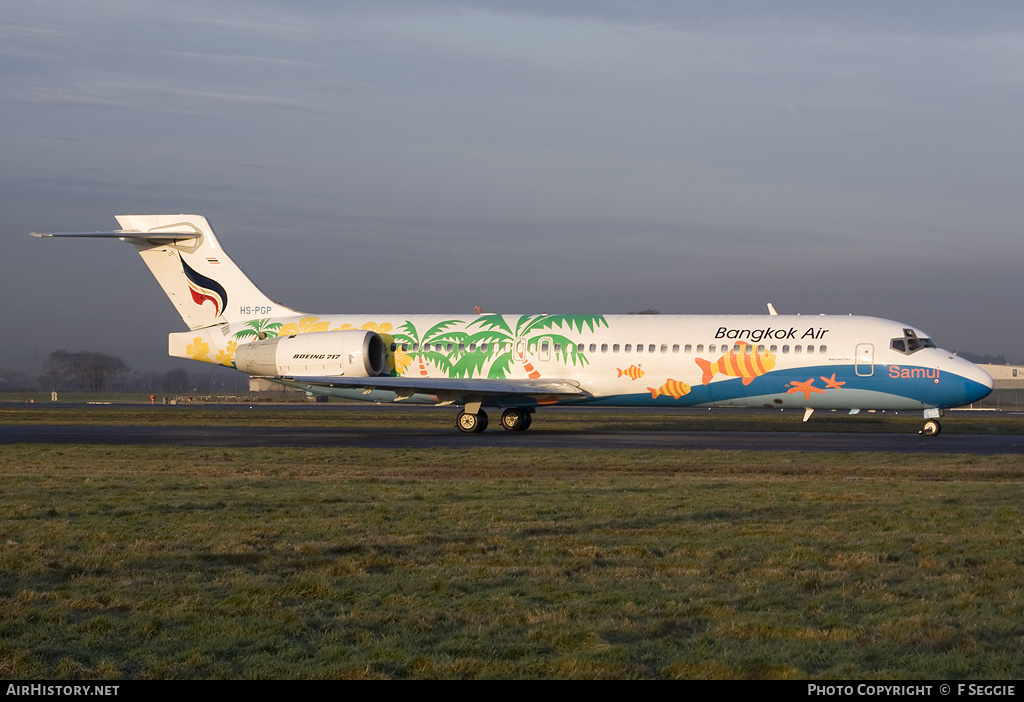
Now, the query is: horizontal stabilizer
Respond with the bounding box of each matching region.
[33,214,298,329]
[30,230,201,241]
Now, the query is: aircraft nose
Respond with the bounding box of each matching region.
[959,358,993,404]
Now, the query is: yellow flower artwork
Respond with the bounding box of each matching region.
[391,346,412,375]
[187,337,210,362]
[277,316,331,336]
[215,340,239,367]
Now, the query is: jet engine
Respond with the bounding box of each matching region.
[233,330,387,377]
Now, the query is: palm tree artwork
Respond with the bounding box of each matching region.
[453,313,608,379]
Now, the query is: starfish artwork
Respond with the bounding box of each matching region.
[821,373,846,390]
[787,378,826,400]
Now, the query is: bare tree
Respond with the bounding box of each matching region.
[42,351,128,392]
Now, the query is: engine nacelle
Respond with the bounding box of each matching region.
[234,330,387,378]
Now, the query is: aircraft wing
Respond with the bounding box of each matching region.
[265,374,588,402]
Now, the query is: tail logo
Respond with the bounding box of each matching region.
[180,255,228,317]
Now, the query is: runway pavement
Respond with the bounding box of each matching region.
[2,423,1023,454]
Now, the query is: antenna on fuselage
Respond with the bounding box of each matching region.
[767,302,779,316]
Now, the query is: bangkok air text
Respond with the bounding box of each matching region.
[715,327,830,343]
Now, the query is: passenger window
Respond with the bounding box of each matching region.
[795,345,802,353]
[758,345,766,354]
[671,344,678,353]
[554,343,561,354]
[613,344,620,352]
[685,344,692,353]
[819,345,827,353]
[589,344,596,353]
[782,345,790,354]
[770,345,777,353]
[601,343,608,352]
[650,344,657,353]
[696,345,704,353]
[624,344,632,352]
[807,345,814,354]
[709,345,716,353]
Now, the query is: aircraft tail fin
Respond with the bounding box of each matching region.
[33,214,298,329]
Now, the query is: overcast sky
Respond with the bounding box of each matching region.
[4,1,1023,371]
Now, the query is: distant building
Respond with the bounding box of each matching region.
[978,364,1024,389]
[974,364,1024,409]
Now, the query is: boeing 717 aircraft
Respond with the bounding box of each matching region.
[33,214,993,435]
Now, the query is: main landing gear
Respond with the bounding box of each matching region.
[456,409,488,433]
[499,407,532,432]
[456,407,533,433]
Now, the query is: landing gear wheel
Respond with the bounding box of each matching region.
[457,410,488,433]
[920,419,942,437]
[501,408,533,432]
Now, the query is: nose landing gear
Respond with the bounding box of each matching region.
[919,409,944,437]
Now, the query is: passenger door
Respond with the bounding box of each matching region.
[855,343,874,376]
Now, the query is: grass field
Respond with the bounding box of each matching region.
[2,423,1024,678]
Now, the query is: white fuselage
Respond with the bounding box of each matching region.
[171,312,993,411]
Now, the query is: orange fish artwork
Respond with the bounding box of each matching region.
[648,378,691,399]
[617,365,645,380]
[696,341,776,385]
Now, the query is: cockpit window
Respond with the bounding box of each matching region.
[890,329,936,355]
